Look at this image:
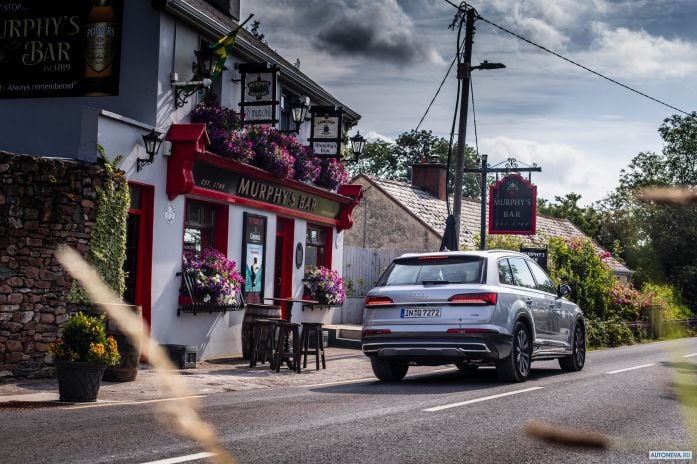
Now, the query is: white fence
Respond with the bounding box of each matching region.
[342,246,420,297]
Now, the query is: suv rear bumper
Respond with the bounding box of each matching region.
[362,333,513,364]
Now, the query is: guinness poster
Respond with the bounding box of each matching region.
[489,173,537,235]
[242,213,266,304]
[0,0,124,98]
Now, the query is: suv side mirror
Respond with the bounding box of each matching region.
[557,284,572,298]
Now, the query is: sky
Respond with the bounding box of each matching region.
[240,0,697,205]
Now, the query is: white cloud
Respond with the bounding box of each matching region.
[581,24,697,79]
[480,136,625,204]
[364,131,395,144]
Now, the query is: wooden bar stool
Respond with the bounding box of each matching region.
[274,321,301,373]
[249,319,278,368]
[300,322,326,370]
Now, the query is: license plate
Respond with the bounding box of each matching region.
[400,308,441,318]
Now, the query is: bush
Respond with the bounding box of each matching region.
[49,312,120,366]
[548,237,615,319]
[586,316,635,349]
[642,283,692,320]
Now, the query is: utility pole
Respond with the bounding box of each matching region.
[452,7,476,251]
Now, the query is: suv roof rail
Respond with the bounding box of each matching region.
[487,249,527,256]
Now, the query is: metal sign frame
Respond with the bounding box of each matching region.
[308,105,343,158]
[489,173,537,235]
[239,62,279,126]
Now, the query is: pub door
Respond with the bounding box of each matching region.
[124,184,153,327]
[274,217,294,320]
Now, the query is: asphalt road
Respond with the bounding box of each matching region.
[2,337,696,464]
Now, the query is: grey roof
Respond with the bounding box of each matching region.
[358,174,632,275]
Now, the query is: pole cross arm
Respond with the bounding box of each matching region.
[463,167,542,173]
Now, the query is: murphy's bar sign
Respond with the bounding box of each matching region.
[309,105,343,157]
[192,161,341,219]
[0,0,123,98]
[489,173,537,235]
[239,62,278,125]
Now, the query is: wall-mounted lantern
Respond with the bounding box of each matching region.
[170,48,217,108]
[137,129,164,171]
[348,130,366,162]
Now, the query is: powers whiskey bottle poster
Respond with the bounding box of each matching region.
[0,0,123,98]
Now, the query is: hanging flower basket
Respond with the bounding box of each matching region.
[303,266,345,306]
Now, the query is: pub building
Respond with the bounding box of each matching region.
[0,0,362,363]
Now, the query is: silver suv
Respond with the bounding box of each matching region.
[361,250,586,382]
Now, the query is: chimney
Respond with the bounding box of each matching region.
[412,155,447,201]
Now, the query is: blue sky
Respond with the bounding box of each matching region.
[242,0,697,204]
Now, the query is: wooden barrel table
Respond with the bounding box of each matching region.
[103,304,142,382]
[242,304,281,359]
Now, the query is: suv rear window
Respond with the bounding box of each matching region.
[377,256,484,286]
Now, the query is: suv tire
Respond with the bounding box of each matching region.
[559,323,585,372]
[496,322,531,382]
[370,358,409,381]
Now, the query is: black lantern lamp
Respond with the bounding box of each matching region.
[349,130,366,162]
[289,96,310,132]
[137,129,164,172]
[171,47,217,108]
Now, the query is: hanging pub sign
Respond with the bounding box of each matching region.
[489,173,537,235]
[238,62,279,125]
[0,0,124,98]
[241,213,267,304]
[520,247,548,270]
[309,106,343,157]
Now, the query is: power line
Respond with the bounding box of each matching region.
[442,0,692,116]
[415,54,458,132]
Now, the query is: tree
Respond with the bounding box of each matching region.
[348,129,480,198]
[537,193,602,238]
[601,112,697,308]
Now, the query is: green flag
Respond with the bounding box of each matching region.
[209,14,253,78]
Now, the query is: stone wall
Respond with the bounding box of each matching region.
[0,151,104,377]
[345,177,441,251]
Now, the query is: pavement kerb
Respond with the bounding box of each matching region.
[0,347,376,404]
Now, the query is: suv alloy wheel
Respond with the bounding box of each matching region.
[495,322,531,382]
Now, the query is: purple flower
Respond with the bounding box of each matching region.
[303,266,345,305]
[315,158,349,191]
[183,248,245,305]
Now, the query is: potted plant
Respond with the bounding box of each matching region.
[182,247,245,306]
[303,266,346,306]
[49,312,120,402]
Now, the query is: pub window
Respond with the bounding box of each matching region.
[305,225,331,270]
[183,200,217,257]
[280,93,291,131]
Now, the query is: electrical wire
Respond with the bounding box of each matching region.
[470,78,482,192]
[415,55,457,132]
[442,0,692,116]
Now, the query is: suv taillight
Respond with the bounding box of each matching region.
[448,293,497,305]
[365,296,394,306]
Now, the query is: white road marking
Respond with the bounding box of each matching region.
[303,367,457,388]
[66,395,206,410]
[607,364,655,374]
[682,353,697,358]
[140,452,216,464]
[423,386,544,412]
